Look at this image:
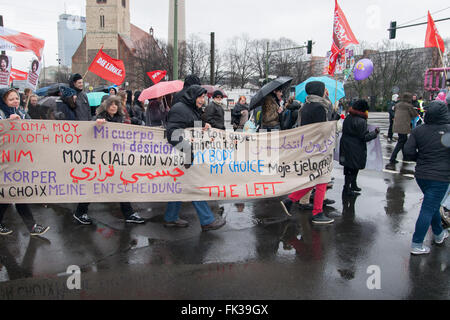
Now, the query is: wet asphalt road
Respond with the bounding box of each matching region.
[0,113,448,300]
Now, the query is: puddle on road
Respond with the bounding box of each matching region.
[220,203,260,230]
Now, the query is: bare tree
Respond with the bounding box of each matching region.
[185,34,209,83]
[225,34,256,88]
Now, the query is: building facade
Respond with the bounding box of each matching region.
[58,14,86,68]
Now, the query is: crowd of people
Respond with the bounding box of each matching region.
[0,73,449,256]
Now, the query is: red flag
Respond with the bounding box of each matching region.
[425,11,445,53]
[0,27,45,60]
[147,70,167,84]
[328,0,359,76]
[88,48,126,86]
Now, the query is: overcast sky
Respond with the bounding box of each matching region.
[0,0,449,70]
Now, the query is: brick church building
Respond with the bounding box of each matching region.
[72,0,159,89]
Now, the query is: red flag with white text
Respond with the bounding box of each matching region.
[147,70,167,84]
[88,48,126,86]
[328,0,359,76]
[425,11,445,53]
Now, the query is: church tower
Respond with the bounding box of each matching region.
[85,0,130,60]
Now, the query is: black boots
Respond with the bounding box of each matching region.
[343,174,360,197]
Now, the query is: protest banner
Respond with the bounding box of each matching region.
[0,120,337,203]
[0,54,12,88]
[88,48,126,86]
[26,58,41,90]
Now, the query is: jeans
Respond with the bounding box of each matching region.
[390,133,408,162]
[75,202,134,218]
[165,201,215,226]
[261,125,280,132]
[412,178,448,245]
[388,119,394,140]
[288,183,327,215]
[0,204,36,231]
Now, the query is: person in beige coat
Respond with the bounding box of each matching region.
[262,89,283,131]
[389,92,418,164]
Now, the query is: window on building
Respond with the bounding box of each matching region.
[100,15,105,29]
[122,0,126,8]
[97,0,107,3]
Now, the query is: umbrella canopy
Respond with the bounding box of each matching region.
[138,80,184,102]
[35,83,67,97]
[249,76,293,110]
[295,76,345,105]
[87,92,108,107]
[38,96,59,110]
[202,85,228,98]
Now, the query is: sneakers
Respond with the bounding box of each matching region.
[73,213,92,225]
[410,244,430,255]
[298,203,313,210]
[434,230,449,245]
[0,224,13,236]
[280,198,294,216]
[323,199,336,206]
[311,212,334,225]
[125,213,145,224]
[164,219,189,228]
[201,217,226,232]
[440,206,450,228]
[30,224,50,236]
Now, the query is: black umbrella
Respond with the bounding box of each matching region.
[249,76,293,110]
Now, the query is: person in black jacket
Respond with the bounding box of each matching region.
[203,90,225,130]
[132,91,146,125]
[231,96,249,131]
[73,96,145,225]
[404,101,450,255]
[339,99,379,197]
[172,74,201,105]
[280,81,335,224]
[387,94,398,143]
[69,73,91,121]
[165,85,226,232]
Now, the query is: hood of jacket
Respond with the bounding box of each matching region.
[424,101,450,125]
[179,85,207,109]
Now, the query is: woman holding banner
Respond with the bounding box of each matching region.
[72,96,146,225]
[0,89,50,236]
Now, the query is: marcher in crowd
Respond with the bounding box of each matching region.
[403,101,450,255]
[0,89,50,236]
[146,96,167,127]
[117,90,132,124]
[73,96,145,225]
[388,92,418,165]
[165,85,226,231]
[231,96,249,131]
[262,88,283,131]
[387,94,398,143]
[203,90,225,130]
[27,94,47,119]
[69,73,91,121]
[339,99,380,197]
[280,81,334,224]
[280,96,301,130]
[56,86,77,121]
[131,90,146,125]
[172,74,201,105]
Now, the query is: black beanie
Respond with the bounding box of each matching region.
[353,99,369,112]
[305,81,325,97]
[71,73,82,83]
[212,90,223,99]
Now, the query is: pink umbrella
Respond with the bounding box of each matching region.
[138,80,184,101]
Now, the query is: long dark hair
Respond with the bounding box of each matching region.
[133,91,143,109]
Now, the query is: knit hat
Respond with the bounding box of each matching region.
[305,81,325,97]
[70,73,82,83]
[212,90,223,99]
[60,86,77,97]
[436,91,446,102]
[352,99,369,112]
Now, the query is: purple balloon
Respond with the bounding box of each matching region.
[353,59,374,81]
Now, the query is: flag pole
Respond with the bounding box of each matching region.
[435,35,448,84]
